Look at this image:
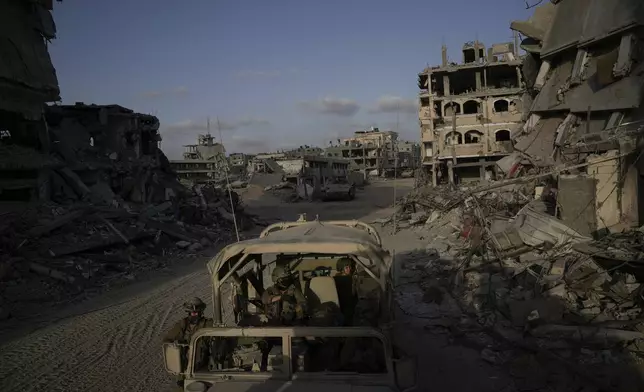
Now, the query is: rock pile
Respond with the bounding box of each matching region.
[390,182,644,392]
[0,180,261,320]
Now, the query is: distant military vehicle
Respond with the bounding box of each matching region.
[321,177,356,201]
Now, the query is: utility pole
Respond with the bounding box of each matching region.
[392,103,400,235]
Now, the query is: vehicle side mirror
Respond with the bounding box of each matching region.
[162,342,186,375]
[393,356,417,391]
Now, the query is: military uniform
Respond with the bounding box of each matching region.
[164,297,212,387]
[164,317,213,372]
[261,284,307,325]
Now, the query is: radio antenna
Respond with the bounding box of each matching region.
[214,116,241,242]
[392,103,400,235]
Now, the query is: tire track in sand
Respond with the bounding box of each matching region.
[0,270,212,392]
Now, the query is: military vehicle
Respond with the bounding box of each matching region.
[321,177,356,201]
[162,216,417,391]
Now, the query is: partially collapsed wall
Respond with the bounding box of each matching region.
[0,0,60,120]
[1,103,182,204]
[0,103,256,320]
[507,0,644,231]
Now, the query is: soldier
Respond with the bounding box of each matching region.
[336,257,356,277]
[164,297,213,387]
[261,263,307,325]
[334,257,358,325]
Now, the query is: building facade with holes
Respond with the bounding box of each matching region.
[418,40,525,184]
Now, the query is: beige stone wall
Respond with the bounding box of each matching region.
[436,96,522,121]
[620,157,642,227]
[418,95,521,158]
[587,151,621,229]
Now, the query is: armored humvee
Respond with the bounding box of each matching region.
[162,216,416,391]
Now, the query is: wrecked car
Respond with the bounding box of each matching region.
[162,216,417,391]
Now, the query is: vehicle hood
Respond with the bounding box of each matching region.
[205,380,392,392]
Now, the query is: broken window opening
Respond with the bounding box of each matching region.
[444,102,461,117]
[614,33,635,79]
[420,97,430,107]
[418,74,428,90]
[463,48,476,64]
[141,131,153,155]
[462,100,480,115]
[464,130,483,144]
[434,101,443,118]
[450,69,478,95]
[487,65,519,89]
[445,131,463,145]
[431,74,444,97]
[493,99,509,113]
[495,130,511,141]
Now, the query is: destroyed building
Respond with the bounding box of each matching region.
[228,152,252,168]
[325,127,398,175]
[169,133,228,185]
[509,0,644,232]
[0,1,254,320]
[43,103,180,204]
[389,4,644,390]
[418,40,524,184]
[0,0,60,121]
[396,141,422,170]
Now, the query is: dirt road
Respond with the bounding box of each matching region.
[0,180,419,392]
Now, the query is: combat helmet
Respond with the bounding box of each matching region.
[183,297,206,313]
[272,263,294,289]
[336,257,356,274]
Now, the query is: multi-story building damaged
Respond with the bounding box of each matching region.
[418,40,524,184]
[169,134,228,185]
[325,127,399,175]
[509,0,644,232]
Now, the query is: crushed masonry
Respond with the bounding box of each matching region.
[0,103,267,320]
[387,153,644,391]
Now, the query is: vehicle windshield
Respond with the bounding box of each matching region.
[224,252,383,328]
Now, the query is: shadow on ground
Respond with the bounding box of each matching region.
[394,247,644,392]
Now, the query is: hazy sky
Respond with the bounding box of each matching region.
[50,0,532,159]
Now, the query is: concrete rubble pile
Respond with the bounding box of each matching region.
[0,104,260,320]
[391,180,644,391]
[393,0,644,386]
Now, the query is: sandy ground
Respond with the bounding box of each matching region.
[0,179,512,392]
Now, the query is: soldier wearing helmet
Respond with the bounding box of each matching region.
[261,260,307,325]
[334,257,359,325]
[336,257,356,277]
[164,297,213,387]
